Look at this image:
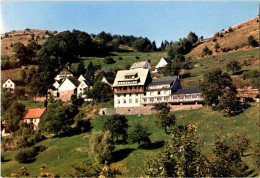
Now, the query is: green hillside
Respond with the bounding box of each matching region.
[2,103,259,177]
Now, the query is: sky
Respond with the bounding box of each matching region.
[1,1,259,46]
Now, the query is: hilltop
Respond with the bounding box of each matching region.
[187,16,259,59]
[1,29,56,56]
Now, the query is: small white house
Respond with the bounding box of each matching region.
[58,78,80,101]
[77,80,91,97]
[2,79,15,90]
[155,57,172,72]
[130,61,151,70]
[24,108,46,130]
[101,76,115,88]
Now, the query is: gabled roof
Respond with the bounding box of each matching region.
[68,77,81,87]
[113,68,150,87]
[162,57,172,64]
[57,67,73,75]
[130,61,149,69]
[172,88,200,95]
[149,77,177,86]
[103,76,115,85]
[3,79,15,84]
[24,108,46,119]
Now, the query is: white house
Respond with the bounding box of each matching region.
[101,76,115,88]
[130,61,151,70]
[2,79,15,90]
[24,108,46,130]
[155,57,172,72]
[113,68,152,108]
[54,67,74,81]
[58,77,92,101]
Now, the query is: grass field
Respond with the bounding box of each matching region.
[18,100,44,108]
[71,51,166,70]
[2,103,259,176]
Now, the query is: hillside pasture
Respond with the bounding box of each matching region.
[1,103,259,177]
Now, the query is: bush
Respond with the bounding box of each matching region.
[248,35,258,47]
[118,57,122,60]
[29,133,46,145]
[17,136,31,149]
[14,148,36,163]
[202,46,212,56]
[104,57,115,64]
[213,38,217,42]
[135,56,139,59]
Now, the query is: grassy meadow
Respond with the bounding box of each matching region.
[2,103,259,177]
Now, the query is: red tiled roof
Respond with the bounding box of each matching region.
[24,108,46,119]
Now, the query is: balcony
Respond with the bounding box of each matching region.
[114,88,145,94]
[141,95,203,104]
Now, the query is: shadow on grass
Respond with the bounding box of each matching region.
[1,158,11,163]
[143,141,165,150]
[112,148,136,162]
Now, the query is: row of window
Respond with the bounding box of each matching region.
[118,80,138,85]
[116,86,141,90]
[118,93,139,97]
[4,84,13,87]
[143,94,201,102]
[118,98,139,104]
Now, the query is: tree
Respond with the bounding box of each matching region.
[6,102,26,133]
[87,81,112,101]
[151,103,169,114]
[214,43,220,52]
[247,35,258,47]
[76,61,86,76]
[145,123,210,177]
[71,94,84,107]
[39,102,78,136]
[202,46,212,56]
[151,41,157,51]
[128,124,151,148]
[155,108,176,134]
[26,67,37,84]
[199,69,236,107]
[89,131,115,164]
[19,69,27,81]
[187,31,198,44]
[104,57,115,64]
[217,90,241,116]
[226,60,241,74]
[13,42,27,63]
[102,114,129,142]
[210,135,250,177]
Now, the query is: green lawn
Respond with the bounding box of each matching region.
[2,103,259,176]
[71,51,166,70]
[18,100,44,108]
[189,48,259,78]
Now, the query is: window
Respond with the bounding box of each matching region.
[118,99,120,104]
[164,97,169,100]
[150,98,154,101]
[129,93,132,96]
[135,98,138,103]
[192,95,197,98]
[129,99,132,103]
[186,95,191,99]
[8,81,10,83]
[123,99,126,104]
[5,84,7,87]
[173,95,178,100]
[164,91,167,95]
[179,95,184,99]
[135,86,139,90]
[124,94,126,97]
[158,91,161,95]
[143,98,147,102]
[81,84,84,87]
[10,84,12,87]
[144,92,146,96]
[136,93,138,96]
[157,97,162,101]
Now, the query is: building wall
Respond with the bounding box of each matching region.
[54,74,73,81]
[59,79,76,91]
[114,93,143,108]
[155,58,168,70]
[60,90,75,101]
[114,104,203,115]
[77,82,89,97]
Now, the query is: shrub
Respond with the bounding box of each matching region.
[135,56,139,59]
[118,57,122,60]
[14,148,36,163]
[202,46,212,56]
[17,136,31,149]
[104,57,115,64]
[29,133,46,145]
[248,35,258,47]
[213,38,217,42]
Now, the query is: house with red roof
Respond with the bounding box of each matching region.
[24,108,46,130]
